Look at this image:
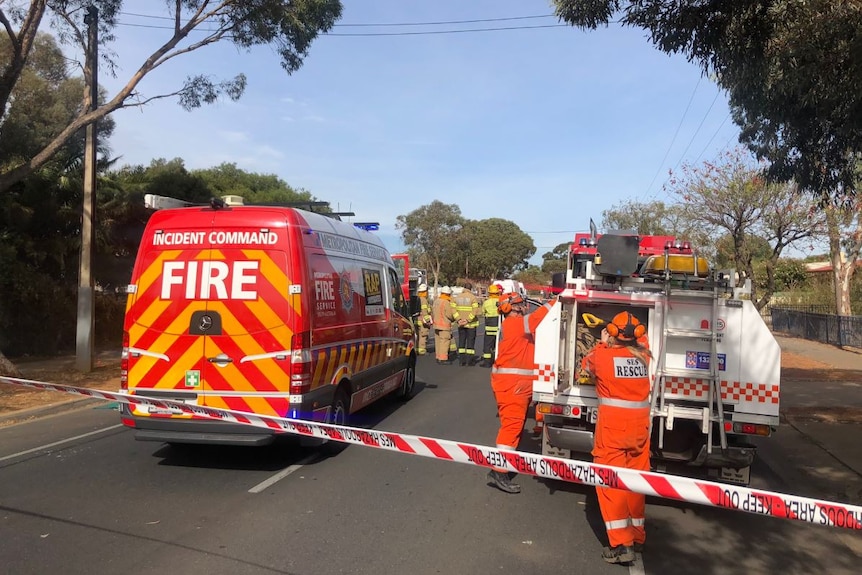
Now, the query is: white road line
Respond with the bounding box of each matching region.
[248,453,320,493]
[629,552,646,575]
[0,424,124,463]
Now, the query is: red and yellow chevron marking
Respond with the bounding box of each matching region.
[310,339,408,388]
[126,248,299,418]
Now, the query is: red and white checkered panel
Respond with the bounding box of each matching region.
[535,364,556,384]
[663,377,780,404]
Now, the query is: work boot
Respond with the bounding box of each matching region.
[459,354,467,366]
[486,470,520,494]
[469,356,480,366]
[633,542,644,554]
[436,359,452,365]
[601,545,636,564]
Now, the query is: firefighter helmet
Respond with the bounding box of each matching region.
[488,284,502,295]
[440,286,452,295]
[417,283,428,292]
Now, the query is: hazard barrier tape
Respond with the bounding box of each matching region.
[2,375,861,532]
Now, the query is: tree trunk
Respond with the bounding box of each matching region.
[825,205,858,316]
[0,349,22,378]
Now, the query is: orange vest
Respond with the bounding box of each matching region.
[582,344,650,404]
[493,301,553,372]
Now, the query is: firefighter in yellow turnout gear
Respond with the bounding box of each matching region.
[480,284,502,367]
[433,286,460,365]
[416,283,432,355]
[453,284,482,366]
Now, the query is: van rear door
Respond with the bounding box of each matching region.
[125,208,296,420]
[125,211,215,418]
[195,209,295,417]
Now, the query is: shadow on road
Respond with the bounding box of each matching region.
[149,376,435,471]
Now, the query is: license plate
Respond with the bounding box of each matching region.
[147,396,197,415]
[585,407,598,424]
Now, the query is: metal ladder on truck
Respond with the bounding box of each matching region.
[648,250,727,456]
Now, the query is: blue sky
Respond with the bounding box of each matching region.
[98,0,741,264]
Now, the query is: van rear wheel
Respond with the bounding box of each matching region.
[323,386,350,456]
[396,359,416,401]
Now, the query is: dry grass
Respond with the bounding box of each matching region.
[0,358,122,416]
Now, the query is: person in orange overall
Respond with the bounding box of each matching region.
[581,311,653,564]
[486,292,555,494]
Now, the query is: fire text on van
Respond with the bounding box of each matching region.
[161,260,260,300]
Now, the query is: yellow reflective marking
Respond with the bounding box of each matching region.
[347,343,359,375]
[323,348,337,383]
[312,349,328,389]
[136,298,172,330]
[136,249,182,296]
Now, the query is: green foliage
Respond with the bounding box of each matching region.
[0,155,324,355]
[600,198,713,258]
[667,148,818,310]
[514,266,551,295]
[541,242,570,275]
[192,163,317,205]
[396,201,465,287]
[553,0,862,199]
[773,259,809,291]
[601,200,675,236]
[0,33,115,173]
[460,218,536,280]
[0,0,343,192]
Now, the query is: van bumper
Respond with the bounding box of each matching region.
[126,415,277,446]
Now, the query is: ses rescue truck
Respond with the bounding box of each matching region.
[532,228,781,485]
[120,195,417,446]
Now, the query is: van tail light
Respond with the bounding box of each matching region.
[120,331,129,389]
[289,331,312,396]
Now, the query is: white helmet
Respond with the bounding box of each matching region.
[440,286,452,295]
[417,283,428,292]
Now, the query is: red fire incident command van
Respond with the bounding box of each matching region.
[120,197,417,445]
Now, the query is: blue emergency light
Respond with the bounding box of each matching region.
[354,222,380,231]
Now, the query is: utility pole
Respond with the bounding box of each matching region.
[76,5,98,372]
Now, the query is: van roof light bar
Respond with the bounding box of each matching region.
[354,222,380,231]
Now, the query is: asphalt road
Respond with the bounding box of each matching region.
[0,354,859,575]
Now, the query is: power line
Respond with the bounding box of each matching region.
[693,112,730,164]
[114,19,567,35]
[669,87,721,174]
[118,11,556,27]
[643,75,702,198]
[325,24,567,36]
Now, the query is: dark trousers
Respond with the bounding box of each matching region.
[482,329,497,362]
[457,327,477,364]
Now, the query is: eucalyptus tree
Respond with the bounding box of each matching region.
[396,201,465,289]
[0,0,342,192]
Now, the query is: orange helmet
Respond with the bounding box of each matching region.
[488,284,502,295]
[497,292,525,314]
[606,311,646,341]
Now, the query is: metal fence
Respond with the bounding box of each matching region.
[769,306,862,349]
